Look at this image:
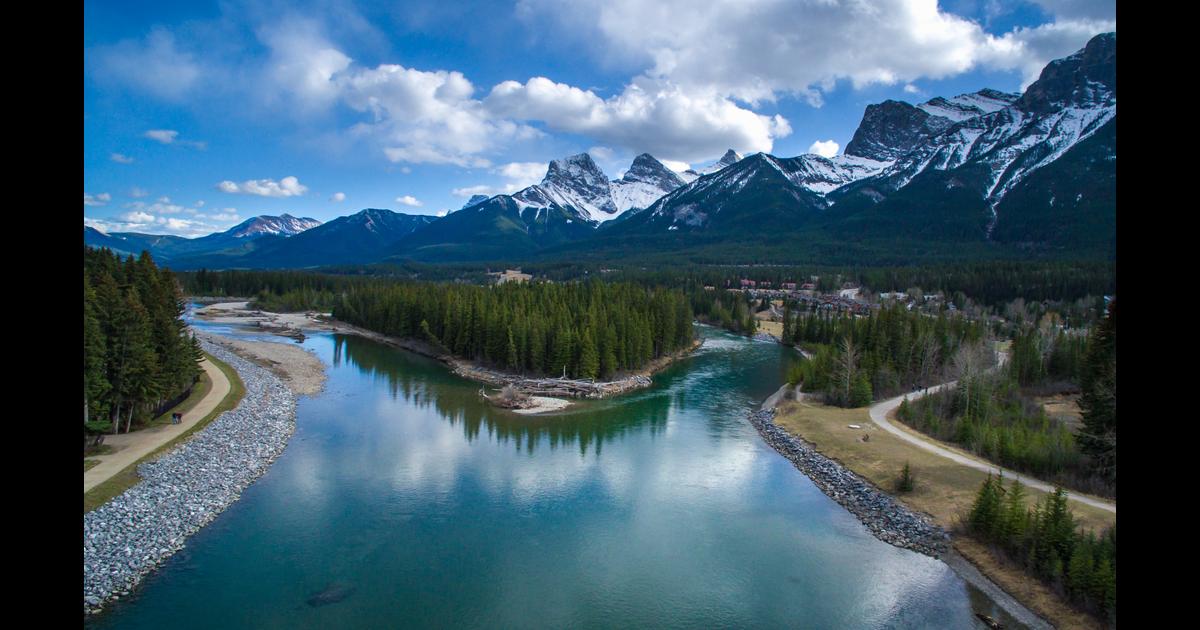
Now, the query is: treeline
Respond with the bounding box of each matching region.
[85,248,202,436]
[179,269,366,299]
[689,287,759,335]
[899,300,1115,497]
[967,476,1115,622]
[334,280,694,380]
[784,303,988,407]
[597,260,1113,308]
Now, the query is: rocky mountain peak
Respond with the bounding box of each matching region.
[544,153,609,189]
[461,194,490,209]
[1018,32,1115,113]
[622,153,685,188]
[844,100,950,162]
[227,214,321,238]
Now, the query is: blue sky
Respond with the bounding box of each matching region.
[84,0,1115,236]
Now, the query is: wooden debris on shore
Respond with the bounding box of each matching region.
[255,320,306,342]
[480,385,535,409]
[455,362,651,399]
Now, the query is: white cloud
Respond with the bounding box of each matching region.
[130,187,149,198]
[903,83,922,95]
[485,77,790,162]
[89,27,200,101]
[143,128,206,149]
[451,161,547,197]
[121,211,156,223]
[257,17,353,113]
[395,195,423,207]
[144,129,179,144]
[341,63,540,167]
[83,193,111,207]
[331,192,346,202]
[522,0,1112,106]
[110,153,134,164]
[211,209,240,221]
[216,176,308,197]
[660,159,691,173]
[807,140,839,158]
[123,198,188,215]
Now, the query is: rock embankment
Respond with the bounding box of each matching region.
[83,338,296,615]
[747,408,949,557]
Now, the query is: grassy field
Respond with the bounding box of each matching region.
[773,397,1114,630]
[83,352,246,514]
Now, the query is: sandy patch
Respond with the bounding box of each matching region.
[509,397,572,415]
[199,333,326,397]
[193,302,337,337]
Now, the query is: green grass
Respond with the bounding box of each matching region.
[84,459,100,472]
[83,352,246,514]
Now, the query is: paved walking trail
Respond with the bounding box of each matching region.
[869,382,1116,514]
[84,358,232,493]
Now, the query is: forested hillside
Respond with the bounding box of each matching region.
[84,248,203,437]
[334,280,694,380]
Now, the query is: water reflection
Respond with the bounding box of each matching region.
[331,333,672,457]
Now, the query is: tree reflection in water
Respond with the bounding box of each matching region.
[333,334,670,457]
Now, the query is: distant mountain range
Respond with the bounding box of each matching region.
[84,32,1115,269]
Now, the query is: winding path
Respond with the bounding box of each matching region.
[869,383,1116,514]
[84,357,232,493]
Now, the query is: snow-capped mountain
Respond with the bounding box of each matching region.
[226,214,321,238]
[509,151,687,224]
[598,32,1115,257]
[610,153,687,214]
[842,32,1115,209]
[680,149,743,182]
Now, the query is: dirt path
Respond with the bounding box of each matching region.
[83,358,232,493]
[869,383,1116,514]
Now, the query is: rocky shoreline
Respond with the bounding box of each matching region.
[747,408,949,557]
[83,338,296,616]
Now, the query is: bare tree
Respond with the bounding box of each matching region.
[835,337,860,405]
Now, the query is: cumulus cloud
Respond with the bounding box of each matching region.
[130,187,149,198]
[523,0,1113,104]
[807,140,839,158]
[84,193,111,207]
[486,77,790,162]
[257,17,353,113]
[395,195,423,207]
[216,176,308,197]
[211,209,240,221]
[110,153,134,164]
[331,192,346,202]
[451,161,547,197]
[340,63,540,167]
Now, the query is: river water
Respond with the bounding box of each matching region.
[89,320,1016,629]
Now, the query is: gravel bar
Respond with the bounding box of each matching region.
[747,408,950,557]
[83,338,297,615]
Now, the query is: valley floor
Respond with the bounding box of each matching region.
[771,395,1115,630]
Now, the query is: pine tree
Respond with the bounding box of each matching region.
[1078,300,1116,486]
[578,328,599,380]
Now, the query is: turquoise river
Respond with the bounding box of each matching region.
[89,318,1020,629]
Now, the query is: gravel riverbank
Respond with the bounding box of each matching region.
[83,338,297,616]
[747,408,949,557]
